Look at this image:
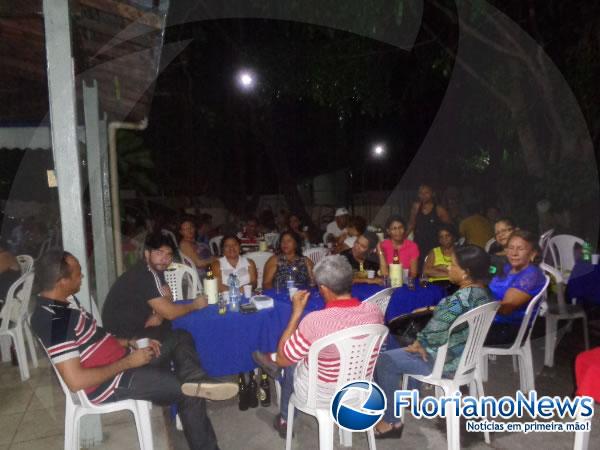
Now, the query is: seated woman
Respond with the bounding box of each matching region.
[178,217,215,278]
[488,217,517,274]
[0,240,21,302]
[422,224,457,292]
[335,215,367,254]
[485,230,546,346]
[263,231,314,289]
[377,215,420,279]
[340,231,380,283]
[374,245,493,438]
[211,234,258,292]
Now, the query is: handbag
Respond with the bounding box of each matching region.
[387,306,435,347]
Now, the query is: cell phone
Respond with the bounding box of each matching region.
[240,303,258,314]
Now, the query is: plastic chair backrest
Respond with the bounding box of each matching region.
[363,287,395,316]
[0,271,35,328]
[506,275,550,350]
[36,237,52,260]
[245,251,273,289]
[303,247,329,265]
[304,324,388,410]
[209,236,223,256]
[430,301,500,383]
[264,233,280,249]
[161,229,179,250]
[164,263,200,300]
[484,238,496,253]
[16,254,34,273]
[548,235,584,275]
[540,263,568,314]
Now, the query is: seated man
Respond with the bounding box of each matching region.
[31,251,233,450]
[253,255,384,438]
[340,230,380,283]
[102,232,237,396]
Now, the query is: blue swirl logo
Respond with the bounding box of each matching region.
[330,381,387,431]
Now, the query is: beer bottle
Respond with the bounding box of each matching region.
[247,370,259,408]
[238,373,248,411]
[259,372,271,407]
[392,249,400,264]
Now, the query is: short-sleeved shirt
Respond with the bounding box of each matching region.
[282,299,383,406]
[326,221,345,238]
[380,239,420,268]
[489,264,546,325]
[31,296,130,404]
[102,262,171,339]
[340,249,379,273]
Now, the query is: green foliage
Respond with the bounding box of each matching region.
[116,130,158,195]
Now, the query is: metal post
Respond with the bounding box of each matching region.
[83,81,117,309]
[43,0,102,445]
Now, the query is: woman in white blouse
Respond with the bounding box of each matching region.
[211,234,258,292]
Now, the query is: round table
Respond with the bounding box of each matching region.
[172,283,445,376]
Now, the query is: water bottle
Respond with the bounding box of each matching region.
[286,268,295,291]
[228,273,240,312]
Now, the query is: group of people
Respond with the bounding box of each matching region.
[27,182,550,449]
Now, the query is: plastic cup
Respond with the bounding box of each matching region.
[367,270,375,279]
[136,338,150,349]
[288,287,298,299]
[243,285,252,298]
[592,254,599,265]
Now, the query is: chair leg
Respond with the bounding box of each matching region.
[24,322,38,368]
[366,429,376,450]
[0,335,11,362]
[521,345,535,393]
[14,328,30,381]
[479,354,489,382]
[581,316,590,350]
[64,405,76,450]
[338,427,352,447]
[442,385,460,450]
[134,401,154,450]
[573,417,591,450]
[316,411,334,450]
[474,377,491,444]
[285,402,295,450]
[512,355,519,373]
[544,316,557,367]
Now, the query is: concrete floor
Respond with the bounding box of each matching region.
[1,321,597,450]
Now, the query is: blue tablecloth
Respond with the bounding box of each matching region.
[172,283,445,376]
[567,262,600,306]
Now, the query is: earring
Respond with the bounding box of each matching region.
[462,274,467,280]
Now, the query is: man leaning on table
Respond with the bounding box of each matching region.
[31,250,233,450]
[253,255,384,438]
[101,234,238,410]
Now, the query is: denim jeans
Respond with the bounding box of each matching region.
[375,348,434,424]
[112,329,218,450]
[279,365,296,421]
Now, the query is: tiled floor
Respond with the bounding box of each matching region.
[0,356,170,450]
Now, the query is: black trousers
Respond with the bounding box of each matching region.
[112,329,218,450]
[485,322,521,347]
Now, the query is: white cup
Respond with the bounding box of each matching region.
[243,285,252,298]
[366,270,375,279]
[288,287,298,299]
[592,254,599,265]
[136,338,150,349]
[403,269,409,281]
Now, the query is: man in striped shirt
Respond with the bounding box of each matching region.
[31,251,234,450]
[255,255,383,437]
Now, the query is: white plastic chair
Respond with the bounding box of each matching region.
[36,237,52,260]
[484,237,496,252]
[0,271,37,380]
[16,254,34,273]
[245,251,273,289]
[480,275,550,393]
[303,247,329,265]
[285,324,389,450]
[539,229,554,262]
[363,287,395,316]
[573,405,594,450]
[209,235,223,256]
[164,263,201,300]
[547,234,584,278]
[40,341,154,450]
[403,301,500,450]
[264,232,280,249]
[540,263,589,367]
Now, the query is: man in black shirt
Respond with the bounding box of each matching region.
[102,232,236,400]
[340,231,380,279]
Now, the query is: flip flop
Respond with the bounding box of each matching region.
[374,423,404,439]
